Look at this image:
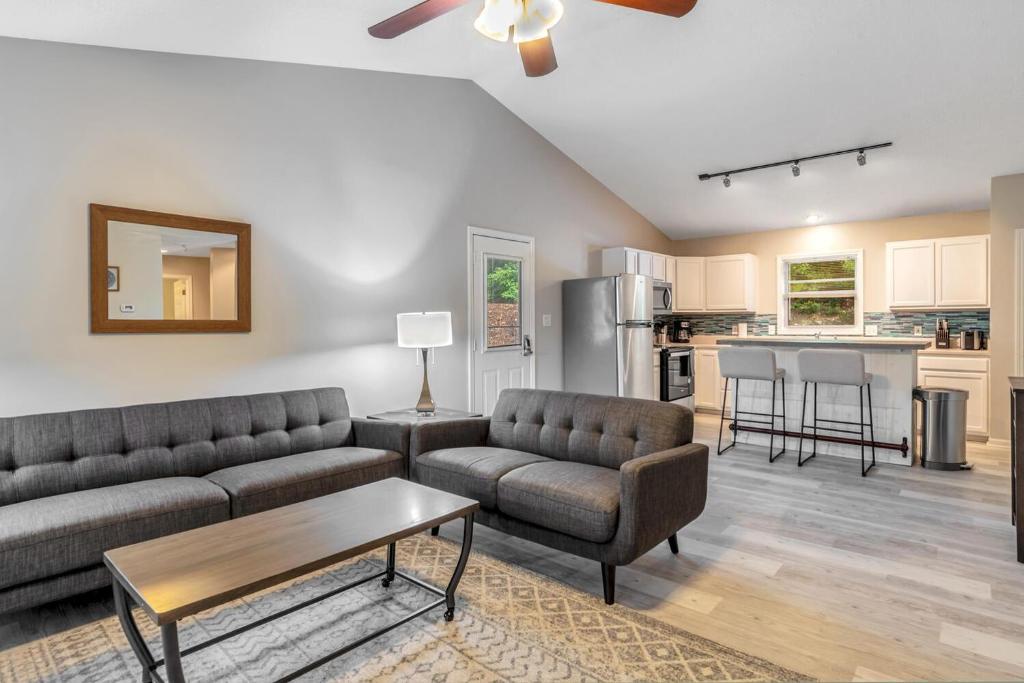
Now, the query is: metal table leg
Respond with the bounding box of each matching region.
[381,542,397,588]
[161,622,186,683]
[113,580,156,683]
[443,512,474,622]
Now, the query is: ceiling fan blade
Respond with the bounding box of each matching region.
[591,0,698,18]
[519,35,558,78]
[368,0,473,39]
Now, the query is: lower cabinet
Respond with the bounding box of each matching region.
[917,354,990,439]
[694,349,727,413]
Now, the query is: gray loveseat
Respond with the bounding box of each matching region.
[0,387,408,614]
[410,388,708,604]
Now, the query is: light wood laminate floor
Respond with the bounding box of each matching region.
[2,414,1022,681]
[463,415,1024,682]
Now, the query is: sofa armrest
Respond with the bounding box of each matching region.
[409,418,491,458]
[351,418,411,457]
[615,443,709,562]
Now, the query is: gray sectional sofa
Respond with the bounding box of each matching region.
[0,388,408,614]
[410,388,709,604]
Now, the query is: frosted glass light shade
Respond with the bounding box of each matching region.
[474,0,564,44]
[396,312,453,348]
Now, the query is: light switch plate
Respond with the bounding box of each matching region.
[913,325,923,336]
[865,324,879,337]
[767,324,777,335]
[542,314,552,328]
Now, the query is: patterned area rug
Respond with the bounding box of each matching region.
[1,535,808,682]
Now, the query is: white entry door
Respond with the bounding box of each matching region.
[470,228,536,416]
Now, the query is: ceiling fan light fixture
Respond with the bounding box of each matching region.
[474,0,515,41]
[513,0,564,43]
[475,0,564,44]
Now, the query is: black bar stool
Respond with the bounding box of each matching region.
[716,347,786,462]
[796,349,877,476]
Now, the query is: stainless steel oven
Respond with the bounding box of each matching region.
[660,346,694,403]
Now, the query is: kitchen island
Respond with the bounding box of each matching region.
[716,337,932,466]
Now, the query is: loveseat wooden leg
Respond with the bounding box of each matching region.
[430,526,440,536]
[601,563,616,605]
[668,533,679,555]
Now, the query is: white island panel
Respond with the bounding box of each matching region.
[717,339,928,467]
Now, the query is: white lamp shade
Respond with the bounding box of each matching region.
[396,312,453,348]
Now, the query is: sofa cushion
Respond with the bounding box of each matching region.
[488,389,692,469]
[497,461,620,543]
[415,447,552,510]
[0,477,229,590]
[205,447,404,517]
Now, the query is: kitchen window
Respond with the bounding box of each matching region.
[777,250,863,335]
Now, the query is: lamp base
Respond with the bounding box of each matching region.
[415,348,436,416]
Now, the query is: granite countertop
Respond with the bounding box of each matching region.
[718,336,932,350]
[656,335,990,356]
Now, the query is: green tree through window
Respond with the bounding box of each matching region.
[487,260,520,304]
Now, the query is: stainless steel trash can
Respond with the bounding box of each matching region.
[912,387,971,470]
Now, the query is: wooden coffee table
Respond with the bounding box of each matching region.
[104,478,479,683]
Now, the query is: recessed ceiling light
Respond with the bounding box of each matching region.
[806,214,821,223]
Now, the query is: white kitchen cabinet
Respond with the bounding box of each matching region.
[917,355,989,438]
[637,251,655,278]
[704,254,758,312]
[694,349,727,413]
[886,240,935,308]
[935,235,990,308]
[652,254,667,281]
[601,247,639,276]
[601,247,671,279]
[674,257,706,312]
[886,235,989,309]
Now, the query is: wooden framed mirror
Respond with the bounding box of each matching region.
[90,204,251,333]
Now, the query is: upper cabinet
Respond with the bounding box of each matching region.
[935,236,990,308]
[704,254,758,312]
[602,247,667,280]
[602,248,758,313]
[674,257,706,312]
[886,235,989,309]
[886,240,935,308]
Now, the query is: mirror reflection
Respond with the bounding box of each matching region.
[106,223,239,321]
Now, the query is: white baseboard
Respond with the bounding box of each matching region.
[984,437,1010,450]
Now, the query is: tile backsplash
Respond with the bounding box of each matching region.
[656,310,989,337]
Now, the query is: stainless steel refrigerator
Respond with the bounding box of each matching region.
[562,274,655,399]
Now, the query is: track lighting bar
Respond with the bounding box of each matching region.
[698,142,892,182]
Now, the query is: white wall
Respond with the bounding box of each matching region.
[0,37,671,417]
[107,222,164,319]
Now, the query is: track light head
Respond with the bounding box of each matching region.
[723,175,731,188]
[857,150,867,166]
[791,162,800,177]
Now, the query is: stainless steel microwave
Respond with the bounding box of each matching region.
[652,280,672,314]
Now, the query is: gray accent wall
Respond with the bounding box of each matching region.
[0,37,671,417]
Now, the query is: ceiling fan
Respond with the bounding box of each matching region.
[368,0,698,78]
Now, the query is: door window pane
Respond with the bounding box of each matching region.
[486,256,521,349]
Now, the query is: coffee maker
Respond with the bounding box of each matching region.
[673,321,691,343]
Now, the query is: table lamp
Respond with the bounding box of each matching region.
[396,311,453,416]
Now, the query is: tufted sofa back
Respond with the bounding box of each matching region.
[0,388,351,506]
[488,389,692,469]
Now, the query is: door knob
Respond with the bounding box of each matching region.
[522,334,534,357]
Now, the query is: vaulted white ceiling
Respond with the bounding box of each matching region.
[2,0,1021,237]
